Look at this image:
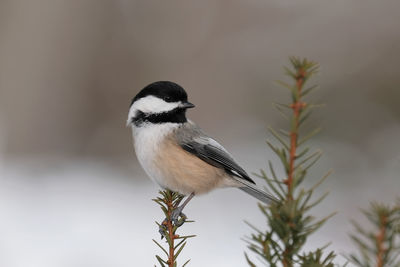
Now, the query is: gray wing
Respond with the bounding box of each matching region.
[176,123,277,204]
[177,125,255,184]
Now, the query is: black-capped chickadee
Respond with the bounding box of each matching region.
[127,81,276,223]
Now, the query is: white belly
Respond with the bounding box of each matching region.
[131,123,178,188]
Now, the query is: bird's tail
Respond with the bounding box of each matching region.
[234,179,278,204]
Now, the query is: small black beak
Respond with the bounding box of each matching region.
[181,102,195,109]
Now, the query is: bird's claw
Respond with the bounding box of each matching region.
[159,219,168,239]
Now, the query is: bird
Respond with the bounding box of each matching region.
[127,81,276,225]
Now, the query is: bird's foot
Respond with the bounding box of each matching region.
[158,211,187,239]
[171,209,187,227]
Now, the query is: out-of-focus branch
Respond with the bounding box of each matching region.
[376,214,387,267]
[348,202,400,267]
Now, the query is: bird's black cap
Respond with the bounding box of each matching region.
[130,81,188,107]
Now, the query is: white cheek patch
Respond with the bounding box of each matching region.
[133,95,180,113]
[127,95,180,125]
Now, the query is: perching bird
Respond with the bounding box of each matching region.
[127,81,276,224]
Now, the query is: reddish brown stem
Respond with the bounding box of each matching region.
[282,251,290,267]
[165,196,177,267]
[284,69,306,200]
[376,215,387,267]
[281,69,307,267]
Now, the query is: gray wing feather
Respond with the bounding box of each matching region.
[237,180,278,204]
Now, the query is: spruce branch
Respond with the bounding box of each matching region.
[244,57,335,267]
[347,201,400,267]
[153,190,195,267]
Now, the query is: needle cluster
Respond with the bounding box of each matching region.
[153,190,195,267]
[244,57,336,267]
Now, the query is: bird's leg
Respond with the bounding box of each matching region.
[171,192,195,226]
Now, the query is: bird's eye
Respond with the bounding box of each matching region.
[164,96,171,102]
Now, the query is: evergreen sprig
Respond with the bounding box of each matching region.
[244,57,336,267]
[153,190,195,267]
[347,201,400,267]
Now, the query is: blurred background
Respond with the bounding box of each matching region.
[0,0,399,266]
